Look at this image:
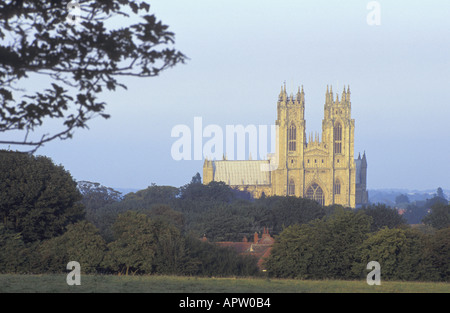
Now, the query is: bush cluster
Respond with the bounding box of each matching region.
[264,208,450,282]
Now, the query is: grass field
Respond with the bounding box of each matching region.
[0,274,449,293]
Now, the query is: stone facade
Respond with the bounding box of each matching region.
[203,84,368,208]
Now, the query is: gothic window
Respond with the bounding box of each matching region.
[288,124,296,152]
[334,122,342,154]
[306,183,325,206]
[334,179,341,195]
[288,179,295,196]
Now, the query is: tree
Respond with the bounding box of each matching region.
[355,227,426,281]
[422,227,450,281]
[395,194,410,205]
[190,172,202,184]
[104,211,157,274]
[425,188,448,209]
[265,209,371,279]
[151,219,189,275]
[358,203,406,232]
[402,203,429,224]
[0,225,27,273]
[179,180,235,203]
[436,187,446,200]
[37,220,107,274]
[145,204,185,232]
[319,209,372,279]
[78,180,122,227]
[422,203,450,230]
[193,204,255,242]
[0,150,84,242]
[268,196,326,233]
[78,180,122,211]
[85,184,181,242]
[123,184,179,206]
[0,0,186,151]
[263,223,313,278]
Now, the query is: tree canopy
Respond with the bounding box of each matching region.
[0,0,186,150]
[0,150,84,242]
[264,209,372,279]
[1,161,449,280]
[423,203,450,230]
[357,203,407,232]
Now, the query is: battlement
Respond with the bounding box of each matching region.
[325,85,351,107]
[278,83,305,105]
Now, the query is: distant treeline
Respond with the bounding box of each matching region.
[1,151,449,281]
[390,189,449,224]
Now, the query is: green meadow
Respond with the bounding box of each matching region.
[1,274,448,293]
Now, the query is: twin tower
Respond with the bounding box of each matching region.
[203,84,368,208]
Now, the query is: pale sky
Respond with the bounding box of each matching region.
[3,0,450,192]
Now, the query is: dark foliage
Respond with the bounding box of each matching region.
[0,0,186,150]
[0,150,84,242]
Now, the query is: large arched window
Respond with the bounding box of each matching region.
[288,124,296,152]
[288,179,295,196]
[334,123,342,154]
[334,178,341,195]
[306,183,325,206]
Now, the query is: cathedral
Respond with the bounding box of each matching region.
[203,84,368,208]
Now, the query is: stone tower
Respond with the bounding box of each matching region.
[202,84,368,208]
[272,83,306,197]
[319,85,356,207]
